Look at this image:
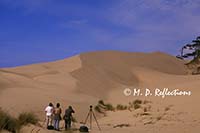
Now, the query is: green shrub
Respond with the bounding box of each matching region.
[105,104,115,111]
[131,99,142,110]
[96,100,115,111]
[0,109,19,133]
[134,104,141,110]
[98,100,105,106]
[133,99,142,105]
[18,112,39,126]
[116,104,128,110]
[0,109,39,133]
[94,105,103,113]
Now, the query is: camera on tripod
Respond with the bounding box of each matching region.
[79,105,101,132]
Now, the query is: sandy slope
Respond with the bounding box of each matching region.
[0,51,199,133]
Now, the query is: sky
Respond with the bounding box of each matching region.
[0,0,200,67]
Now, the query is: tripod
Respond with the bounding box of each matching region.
[84,105,101,131]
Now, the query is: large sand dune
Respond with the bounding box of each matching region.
[0,51,199,133]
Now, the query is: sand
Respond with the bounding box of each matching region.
[0,51,199,133]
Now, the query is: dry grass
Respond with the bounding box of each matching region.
[18,112,39,126]
[96,100,115,112]
[0,108,38,133]
[116,104,128,110]
[94,105,104,113]
[0,109,19,133]
[96,99,147,114]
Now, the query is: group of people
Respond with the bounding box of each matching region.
[44,102,75,131]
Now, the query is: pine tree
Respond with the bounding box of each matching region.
[177,36,200,60]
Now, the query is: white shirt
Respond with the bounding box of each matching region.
[45,106,53,116]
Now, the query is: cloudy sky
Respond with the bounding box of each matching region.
[0,0,200,67]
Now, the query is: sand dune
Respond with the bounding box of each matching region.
[70,51,187,98]
[0,51,199,133]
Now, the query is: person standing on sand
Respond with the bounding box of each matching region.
[63,106,75,130]
[45,103,54,128]
[53,103,62,131]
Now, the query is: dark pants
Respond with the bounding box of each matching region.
[65,118,72,130]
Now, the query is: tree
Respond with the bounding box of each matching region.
[177,36,200,60]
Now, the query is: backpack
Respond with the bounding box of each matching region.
[47,125,54,130]
[79,126,89,132]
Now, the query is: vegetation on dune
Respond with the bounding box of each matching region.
[133,99,142,105]
[113,124,130,128]
[18,112,39,126]
[129,99,143,110]
[133,104,141,110]
[95,100,115,113]
[177,36,200,74]
[177,36,200,60]
[116,104,128,110]
[95,99,149,114]
[94,105,104,114]
[0,109,19,133]
[94,99,172,126]
[104,103,115,111]
[0,108,38,133]
[98,100,105,106]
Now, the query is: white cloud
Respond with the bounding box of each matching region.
[100,0,200,53]
[1,0,200,54]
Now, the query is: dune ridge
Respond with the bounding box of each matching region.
[0,51,199,133]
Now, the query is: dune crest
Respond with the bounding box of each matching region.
[0,51,199,133]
